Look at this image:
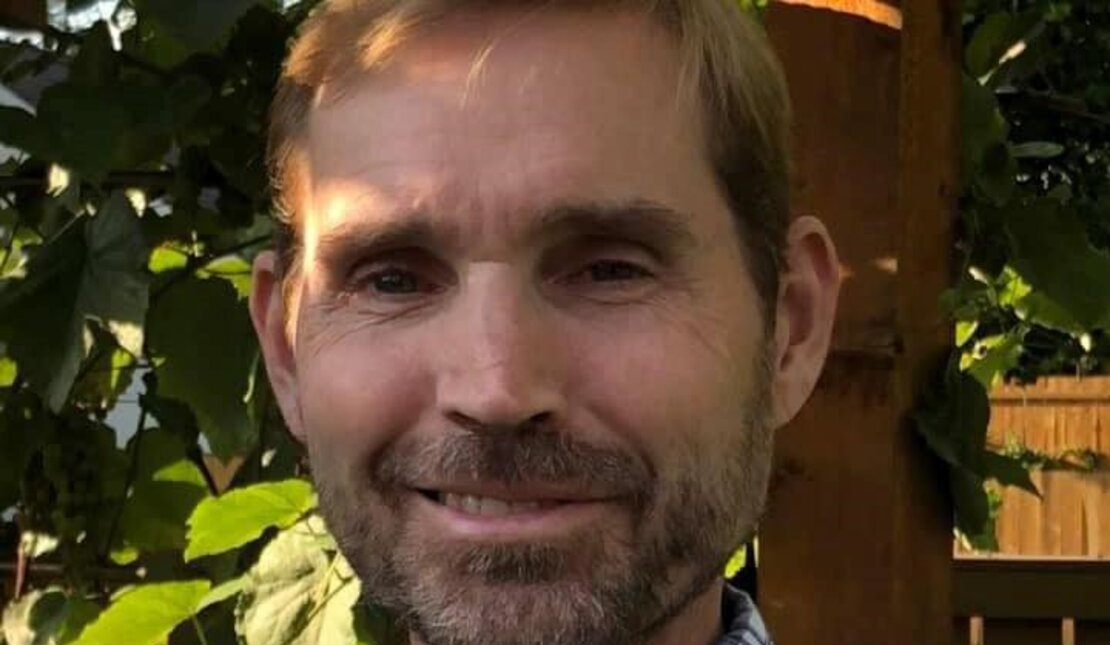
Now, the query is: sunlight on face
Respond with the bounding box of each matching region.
[288,8,775,645]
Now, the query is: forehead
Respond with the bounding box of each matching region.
[303,7,724,248]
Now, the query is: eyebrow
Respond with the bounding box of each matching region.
[312,199,700,268]
[536,200,699,256]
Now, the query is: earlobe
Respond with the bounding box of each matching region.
[770,216,841,428]
[250,251,306,441]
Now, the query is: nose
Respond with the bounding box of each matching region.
[434,267,566,435]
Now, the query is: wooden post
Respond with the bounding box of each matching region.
[760,1,960,643]
[0,0,45,27]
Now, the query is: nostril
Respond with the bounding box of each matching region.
[447,411,553,435]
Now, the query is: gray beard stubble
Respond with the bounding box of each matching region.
[309,349,775,645]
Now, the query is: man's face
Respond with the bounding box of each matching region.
[272,9,776,645]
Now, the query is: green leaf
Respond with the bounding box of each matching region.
[966,12,1016,77]
[724,545,747,578]
[0,193,149,410]
[976,142,1017,205]
[950,467,991,541]
[147,277,258,458]
[1012,289,1087,335]
[69,21,118,87]
[114,430,210,556]
[964,11,1041,79]
[1011,141,1065,159]
[70,326,136,409]
[185,479,316,561]
[0,356,15,387]
[136,0,260,55]
[961,74,1010,191]
[1006,199,1110,329]
[983,451,1040,497]
[70,581,210,645]
[199,255,253,299]
[197,575,250,613]
[955,321,979,347]
[2,589,99,645]
[236,517,361,645]
[965,331,1024,388]
[914,359,991,475]
[148,246,190,274]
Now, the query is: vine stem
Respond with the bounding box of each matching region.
[13,526,28,599]
[151,233,273,302]
[191,616,211,645]
[0,172,177,190]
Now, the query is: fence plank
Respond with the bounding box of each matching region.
[978,376,1110,558]
[759,1,958,643]
[982,619,1062,645]
[954,559,1110,620]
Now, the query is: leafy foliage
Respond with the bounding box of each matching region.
[0,0,1104,642]
[926,0,1110,544]
[0,1,346,643]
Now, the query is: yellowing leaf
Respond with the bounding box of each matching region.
[236,517,361,645]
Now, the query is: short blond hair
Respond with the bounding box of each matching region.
[268,0,791,311]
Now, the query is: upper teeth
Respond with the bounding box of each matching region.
[439,492,550,517]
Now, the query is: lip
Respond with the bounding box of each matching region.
[412,482,612,504]
[408,487,619,541]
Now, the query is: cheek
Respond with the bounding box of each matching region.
[296,325,432,461]
[568,301,762,465]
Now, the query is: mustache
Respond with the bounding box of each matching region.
[372,430,655,500]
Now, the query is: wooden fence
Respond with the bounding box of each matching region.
[985,377,1110,557]
[953,378,1110,643]
[953,558,1110,645]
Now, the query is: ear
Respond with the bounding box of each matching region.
[250,251,306,441]
[771,216,841,428]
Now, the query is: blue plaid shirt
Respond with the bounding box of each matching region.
[717,585,773,645]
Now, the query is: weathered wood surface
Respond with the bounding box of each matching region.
[953,558,1110,645]
[760,0,959,643]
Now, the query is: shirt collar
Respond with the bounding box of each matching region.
[717,584,773,645]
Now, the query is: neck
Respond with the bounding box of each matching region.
[641,578,724,645]
[406,578,725,645]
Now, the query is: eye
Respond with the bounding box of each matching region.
[364,267,430,295]
[348,256,447,301]
[580,259,653,283]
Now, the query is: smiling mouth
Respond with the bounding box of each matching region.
[417,490,570,517]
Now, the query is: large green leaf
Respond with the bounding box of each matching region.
[1006,199,1110,330]
[70,581,210,645]
[147,277,258,458]
[185,479,316,561]
[235,517,361,645]
[914,360,991,475]
[113,430,211,558]
[0,193,149,410]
